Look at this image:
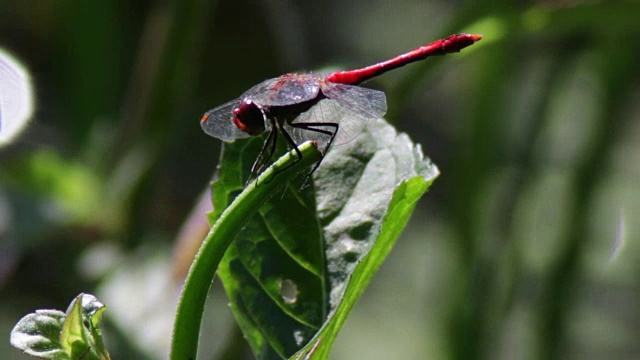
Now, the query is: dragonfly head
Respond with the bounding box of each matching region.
[232,99,266,136]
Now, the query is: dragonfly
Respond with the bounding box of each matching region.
[201,33,482,182]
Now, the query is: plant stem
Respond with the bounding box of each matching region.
[170,142,322,360]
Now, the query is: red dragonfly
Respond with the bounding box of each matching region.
[201,33,482,180]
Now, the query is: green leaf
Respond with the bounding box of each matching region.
[10,293,111,360]
[292,176,435,359]
[293,119,437,359]
[10,310,68,359]
[212,118,438,359]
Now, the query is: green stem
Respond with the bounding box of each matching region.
[170,142,322,360]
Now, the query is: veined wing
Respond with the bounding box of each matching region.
[285,82,387,148]
[200,99,252,141]
[242,73,322,107]
[286,97,374,150]
[321,82,387,122]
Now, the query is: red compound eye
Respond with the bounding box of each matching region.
[232,99,265,135]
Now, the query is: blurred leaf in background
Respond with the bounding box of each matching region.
[1,1,640,359]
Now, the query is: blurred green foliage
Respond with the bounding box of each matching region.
[1,1,639,359]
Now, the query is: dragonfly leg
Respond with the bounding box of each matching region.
[262,120,303,184]
[290,122,338,156]
[286,121,339,187]
[249,119,278,186]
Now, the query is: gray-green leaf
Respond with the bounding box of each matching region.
[10,293,111,360]
[212,118,438,359]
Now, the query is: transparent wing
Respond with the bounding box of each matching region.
[285,99,338,149]
[321,82,387,121]
[200,99,252,141]
[284,83,387,149]
[285,97,374,150]
[242,74,321,107]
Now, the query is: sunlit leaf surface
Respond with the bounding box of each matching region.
[10,293,110,360]
[210,118,437,358]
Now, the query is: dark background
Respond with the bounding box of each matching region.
[1,1,639,359]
